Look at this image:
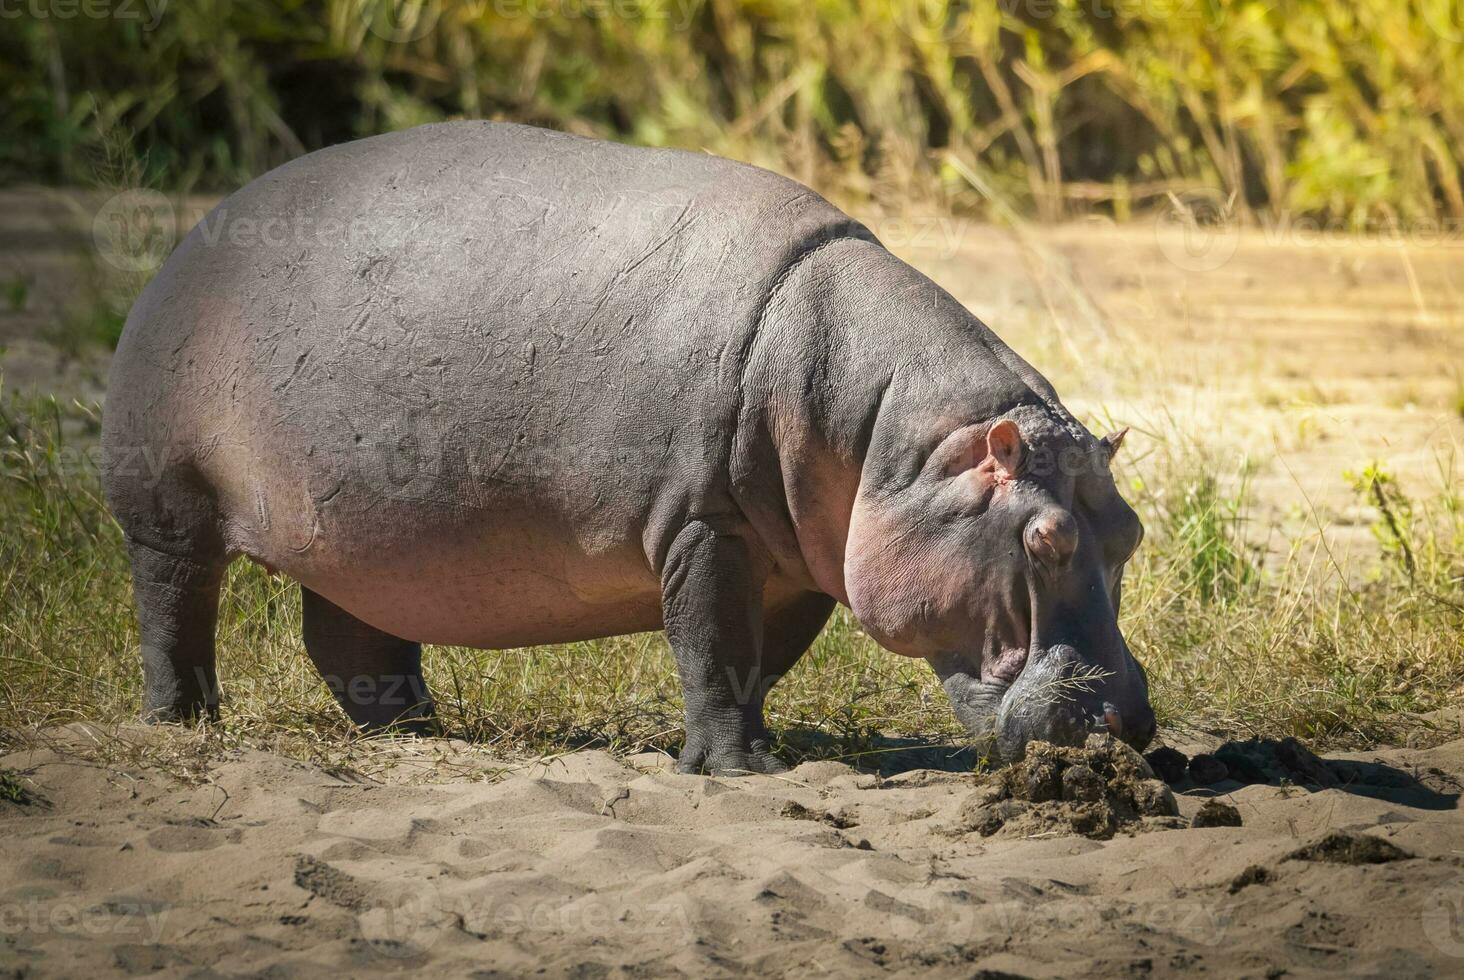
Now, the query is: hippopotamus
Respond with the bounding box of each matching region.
[101,121,1154,773]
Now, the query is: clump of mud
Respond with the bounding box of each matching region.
[1284,831,1413,865]
[1191,800,1243,828]
[959,734,1180,840]
[1145,736,1339,789]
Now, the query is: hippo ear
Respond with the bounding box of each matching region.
[937,419,1024,483]
[1101,428,1129,461]
[986,419,1023,478]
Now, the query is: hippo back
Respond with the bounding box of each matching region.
[103,122,875,608]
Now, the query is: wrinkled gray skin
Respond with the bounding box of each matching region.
[102,121,1153,774]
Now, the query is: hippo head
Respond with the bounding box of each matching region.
[844,407,1153,763]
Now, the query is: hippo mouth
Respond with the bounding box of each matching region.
[983,645,1029,686]
[938,651,1107,764]
[933,585,1141,762]
[977,578,1033,687]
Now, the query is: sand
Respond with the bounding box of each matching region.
[3,724,1463,978]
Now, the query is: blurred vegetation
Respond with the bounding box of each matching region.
[3,0,1463,227]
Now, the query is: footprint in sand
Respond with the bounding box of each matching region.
[145,822,233,853]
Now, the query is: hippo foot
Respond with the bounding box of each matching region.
[676,736,788,776]
[358,714,439,738]
[141,702,220,726]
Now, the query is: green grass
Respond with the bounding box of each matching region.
[3,276,27,313]
[1,392,1460,776]
[0,769,31,804]
[46,299,129,357]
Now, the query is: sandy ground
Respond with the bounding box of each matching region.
[3,722,1464,978]
[3,189,1464,977]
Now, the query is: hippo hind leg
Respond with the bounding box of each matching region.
[300,588,435,733]
[126,538,227,723]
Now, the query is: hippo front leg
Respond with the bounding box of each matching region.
[661,520,786,776]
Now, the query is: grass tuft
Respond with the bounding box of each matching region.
[0,769,34,805]
[3,276,27,313]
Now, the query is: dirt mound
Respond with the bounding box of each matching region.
[1191,799,1243,828]
[1145,736,1340,789]
[1285,830,1414,865]
[957,734,1181,840]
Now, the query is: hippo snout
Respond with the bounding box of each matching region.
[991,644,1155,762]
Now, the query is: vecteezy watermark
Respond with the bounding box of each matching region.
[1152,190,1239,273]
[0,897,168,944]
[93,189,175,273]
[356,879,451,955]
[1142,899,1230,947]
[364,0,439,42]
[864,215,971,259]
[190,209,384,252]
[1154,196,1464,273]
[0,0,167,28]
[364,0,699,42]
[1424,877,1464,958]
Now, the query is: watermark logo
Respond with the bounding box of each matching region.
[1423,877,1464,958]
[1143,899,1229,947]
[1153,191,1239,273]
[978,899,1032,939]
[365,0,440,42]
[0,896,168,944]
[0,0,168,29]
[357,879,449,955]
[865,215,971,260]
[93,189,175,273]
[895,0,976,43]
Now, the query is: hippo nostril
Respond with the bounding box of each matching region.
[1102,702,1123,739]
[1025,510,1079,567]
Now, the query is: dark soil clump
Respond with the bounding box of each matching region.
[1229,864,1273,892]
[958,735,1179,840]
[1143,746,1189,784]
[1192,800,1243,828]
[1187,753,1229,785]
[1148,737,1341,789]
[1284,831,1413,865]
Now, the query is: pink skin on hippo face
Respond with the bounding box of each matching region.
[845,414,1152,763]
